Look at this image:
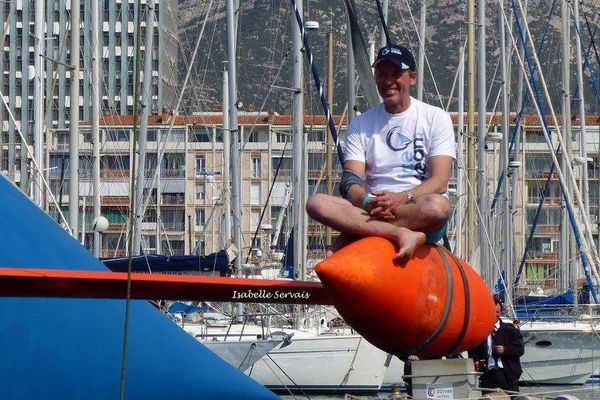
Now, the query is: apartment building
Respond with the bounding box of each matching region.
[0,0,178,182]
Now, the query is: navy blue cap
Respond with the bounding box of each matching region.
[372,44,416,72]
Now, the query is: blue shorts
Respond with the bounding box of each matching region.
[425,223,447,245]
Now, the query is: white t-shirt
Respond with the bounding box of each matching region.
[344,98,456,194]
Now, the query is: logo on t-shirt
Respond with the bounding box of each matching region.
[386,127,412,151]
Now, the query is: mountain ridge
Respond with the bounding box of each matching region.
[174,0,600,116]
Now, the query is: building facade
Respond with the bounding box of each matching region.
[1,0,178,183]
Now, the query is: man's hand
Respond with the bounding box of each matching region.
[494,345,505,355]
[367,191,410,220]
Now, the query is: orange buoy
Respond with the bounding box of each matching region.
[315,237,496,359]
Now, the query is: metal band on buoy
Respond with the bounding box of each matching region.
[406,245,454,355]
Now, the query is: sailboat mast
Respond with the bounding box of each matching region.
[226,0,242,279]
[513,1,526,275]
[325,31,334,247]
[222,62,232,249]
[573,0,588,307]
[573,0,589,216]
[91,0,101,256]
[455,46,465,257]
[560,0,575,292]
[466,0,476,262]
[292,0,306,280]
[346,9,355,122]
[69,0,80,239]
[133,0,156,255]
[33,0,44,207]
[417,2,426,101]
[499,1,512,301]
[477,0,489,277]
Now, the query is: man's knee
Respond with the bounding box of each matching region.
[418,194,451,222]
[306,193,330,218]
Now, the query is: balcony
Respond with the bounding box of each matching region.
[101,169,130,178]
[102,196,130,206]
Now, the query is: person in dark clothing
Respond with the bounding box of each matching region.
[469,295,524,395]
[401,354,420,397]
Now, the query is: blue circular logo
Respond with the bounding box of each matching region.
[386,127,412,151]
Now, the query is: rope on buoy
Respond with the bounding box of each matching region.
[405,245,454,356]
[442,247,471,356]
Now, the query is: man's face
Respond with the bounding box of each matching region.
[495,303,502,321]
[374,60,417,111]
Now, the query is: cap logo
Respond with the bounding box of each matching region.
[381,48,391,55]
[389,47,403,55]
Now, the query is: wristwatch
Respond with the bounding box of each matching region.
[405,191,416,204]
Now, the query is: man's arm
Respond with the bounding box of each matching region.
[504,326,525,359]
[407,155,454,198]
[342,160,368,208]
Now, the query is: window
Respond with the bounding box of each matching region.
[250,210,260,230]
[196,209,205,228]
[143,208,157,223]
[247,130,259,143]
[162,153,185,178]
[308,129,325,142]
[196,155,206,176]
[105,129,130,142]
[273,157,292,176]
[250,182,260,204]
[191,126,213,142]
[142,235,157,250]
[145,153,158,177]
[276,130,291,143]
[103,233,126,251]
[163,240,184,256]
[162,192,185,205]
[162,210,185,231]
[251,156,261,178]
[195,183,206,203]
[195,237,206,255]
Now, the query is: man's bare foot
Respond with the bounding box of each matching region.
[393,227,426,263]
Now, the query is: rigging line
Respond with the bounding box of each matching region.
[403,0,444,108]
[244,140,291,264]
[259,353,308,399]
[490,0,558,214]
[240,46,292,151]
[0,90,71,234]
[288,0,344,164]
[445,39,467,112]
[510,0,600,302]
[120,0,145,395]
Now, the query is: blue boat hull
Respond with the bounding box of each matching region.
[0,175,278,400]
